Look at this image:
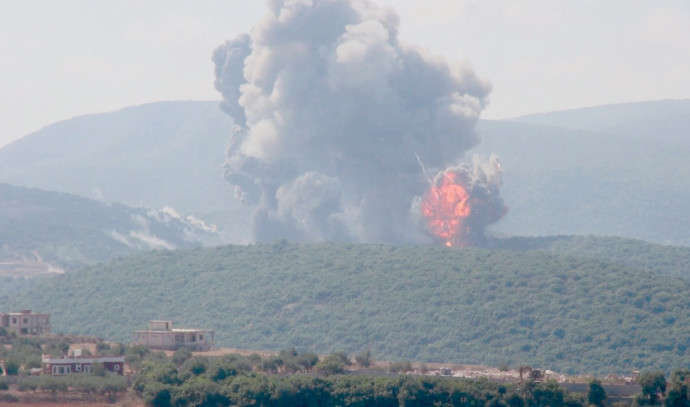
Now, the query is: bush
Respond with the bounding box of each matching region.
[389,360,413,374]
[69,374,101,394]
[92,362,106,377]
[17,378,39,392]
[354,350,372,368]
[314,356,345,376]
[4,360,20,376]
[0,377,8,390]
[99,376,127,396]
[172,347,192,366]
[38,376,69,393]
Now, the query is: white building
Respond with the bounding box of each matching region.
[132,320,214,351]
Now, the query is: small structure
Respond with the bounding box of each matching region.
[132,320,214,351]
[0,309,51,335]
[42,351,124,376]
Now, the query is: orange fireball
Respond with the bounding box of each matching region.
[421,171,471,246]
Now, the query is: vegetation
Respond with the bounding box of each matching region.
[131,351,589,407]
[0,183,220,274]
[2,239,689,374]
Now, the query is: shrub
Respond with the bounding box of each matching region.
[354,350,373,368]
[389,360,413,374]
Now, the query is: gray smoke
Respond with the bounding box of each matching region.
[213,0,492,243]
[423,154,507,247]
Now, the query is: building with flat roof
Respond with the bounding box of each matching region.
[132,320,214,351]
[0,309,51,335]
[42,352,124,376]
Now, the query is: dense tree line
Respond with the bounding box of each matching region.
[6,339,690,407]
[133,353,588,407]
[2,239,690,374]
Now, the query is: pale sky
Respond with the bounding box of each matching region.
[1,0,689,149]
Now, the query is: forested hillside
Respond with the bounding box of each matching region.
[3,239,689,375]
[0,183,220,272]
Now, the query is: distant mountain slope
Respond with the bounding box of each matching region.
[0,101,251,241]
[470,118,690,246]
[0,183,221,273]
[1,100,687,246]
[508,99,690,143]
[3,239,690,375]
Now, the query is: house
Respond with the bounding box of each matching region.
[132,320,214,351]
[0,309,51,335]
[42,351,124,376]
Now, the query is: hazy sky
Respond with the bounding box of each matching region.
[1,0,689,149]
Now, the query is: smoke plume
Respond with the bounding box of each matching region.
[213,0,502,244]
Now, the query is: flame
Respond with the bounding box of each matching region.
[421,171,471,247]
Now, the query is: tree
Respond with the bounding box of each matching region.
[587,379,607,407]
[389,360,413,374]
[180,356,209,376]
[355,350,373,368]
[44,340,70,357]
[315,355,345,376]
[296,352,319,372]
[4,360,20,376]
[637,371,667,405]
[664,370,690,407]
[91,362,106,377]
[331,351,352,366]
[172,347,192,367]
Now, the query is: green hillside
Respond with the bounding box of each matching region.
[495,235,690,278]
[0,183,220,272]
[3,238,689,375]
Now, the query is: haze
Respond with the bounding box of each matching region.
[1,0,689,149]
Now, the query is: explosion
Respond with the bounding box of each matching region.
[421,156,508,247]
[213,0,504,245]
[421,171,471,247]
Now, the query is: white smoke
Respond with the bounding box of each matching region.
[213,0,492,243]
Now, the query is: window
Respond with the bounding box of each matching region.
[12,317,16,324]
[76,364,81,372]
[84,364,92,373]
[114,364,120,371]
[199,334,203,341]
[23,318,28,324]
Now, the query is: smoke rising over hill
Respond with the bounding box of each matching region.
[213,0,502,244]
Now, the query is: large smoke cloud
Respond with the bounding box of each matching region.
[213,0,494,244]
